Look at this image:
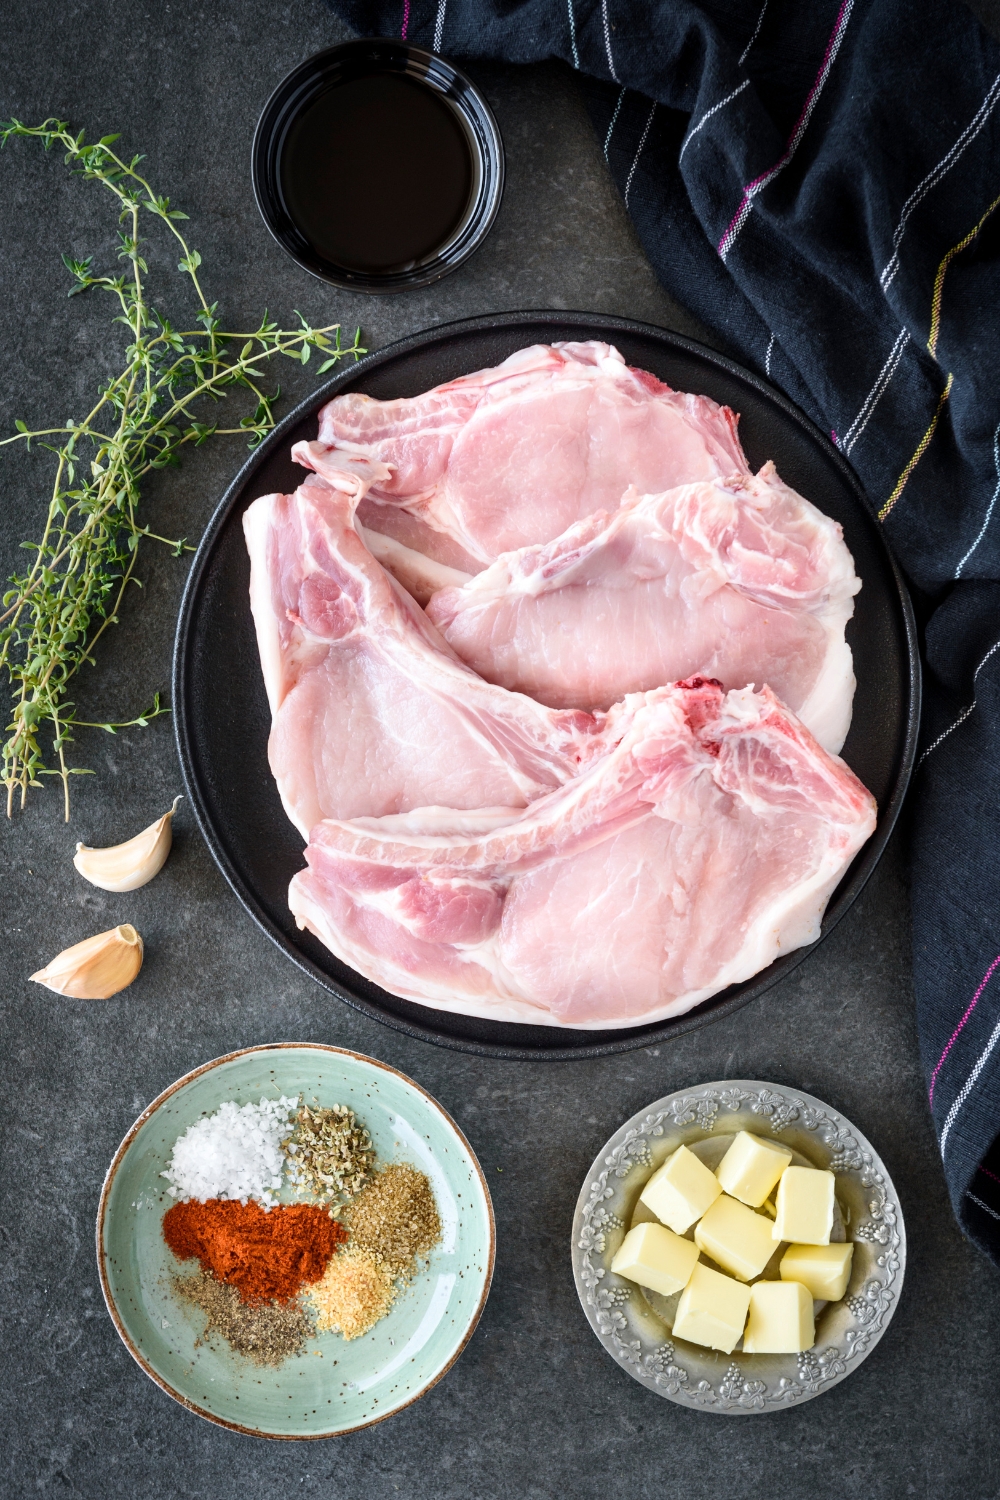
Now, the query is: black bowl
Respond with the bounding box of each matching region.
[173,312,921,1060]
[251,39,504,293]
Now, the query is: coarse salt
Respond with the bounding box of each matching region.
[160,1095,298,1207]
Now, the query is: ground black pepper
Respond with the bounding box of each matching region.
[172,1271,314,1365]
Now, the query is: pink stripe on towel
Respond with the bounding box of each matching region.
[718,0,853,260]
[929,951,1000,1105]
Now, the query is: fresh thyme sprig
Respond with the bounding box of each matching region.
[0,119,364,819]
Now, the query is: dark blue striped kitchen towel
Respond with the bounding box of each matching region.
[331,0,1000,1261]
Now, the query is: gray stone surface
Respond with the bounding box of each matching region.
[0,3,997,1495]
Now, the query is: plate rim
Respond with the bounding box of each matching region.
[172,309,922,1061]
[570,1077,907,1414]
[95,1041,496,1439]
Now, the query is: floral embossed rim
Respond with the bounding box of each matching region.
[570,1080,905,1414]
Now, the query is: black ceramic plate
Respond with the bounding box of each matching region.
[173,312,920,1061]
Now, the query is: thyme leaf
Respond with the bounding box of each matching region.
[0,118,365,818]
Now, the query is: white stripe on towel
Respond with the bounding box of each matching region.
[955,421,1000,578]
[624,102,657,206]
[842,327,909,454]
[919,636,1000,766]
[879,72,1000,293]
[433,0,447,52]
[941,1009,1000,1156]
[679,79,750,165]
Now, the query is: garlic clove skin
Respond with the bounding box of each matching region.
[30,924,144,999]
[73,796,181,892]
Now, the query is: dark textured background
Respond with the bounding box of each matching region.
[1,3,998,1495]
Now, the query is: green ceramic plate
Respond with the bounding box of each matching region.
[97,1044,495,1437]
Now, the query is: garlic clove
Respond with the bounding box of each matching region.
[30,924,144,999]
[73,796,181,892]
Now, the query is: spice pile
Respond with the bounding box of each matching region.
[173,1273,315,1365]
[158,1094,441,1365]
[309,1164,441,1340]
[163,1199,346,1303]
[161,1095,297,1207]
[284,1102,376,1209]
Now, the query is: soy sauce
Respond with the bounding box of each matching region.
[280,72,475,275]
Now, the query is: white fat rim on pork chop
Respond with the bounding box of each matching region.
[288,810,868,1030]
[288,683,876,1028]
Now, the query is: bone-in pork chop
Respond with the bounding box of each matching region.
[426,464,861,753]
[243,456,607,841]
[288,680,877,1028]
[296,341,751,567]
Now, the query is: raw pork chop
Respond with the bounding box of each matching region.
[288,680,877,1028]
[243,456,606,840]
[295,341,750,567]
[426,464,861,753]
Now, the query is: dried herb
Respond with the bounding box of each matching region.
[306,1164,441,1341]
[0,119,364,817]
[346,1163,441,1281]
[284,1103,376,1209]
[173,1271,313,1366]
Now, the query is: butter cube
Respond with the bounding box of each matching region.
[715,1131,793,1207]
[694,1194,777,1281]
[639,1144,722,1234]
[772,1167,835,1244]
[743,1279,815,1353]
[610,1222,699,1296]
[780,1242,854,1301]
[673,1262,751,1354]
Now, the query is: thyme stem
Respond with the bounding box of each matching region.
[0,119,364,817]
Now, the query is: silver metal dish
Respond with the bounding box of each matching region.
[571,1080,905,1413]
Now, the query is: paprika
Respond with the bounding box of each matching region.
[163,1199,346,1304]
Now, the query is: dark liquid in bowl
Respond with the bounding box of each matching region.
[280,73,475,274]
